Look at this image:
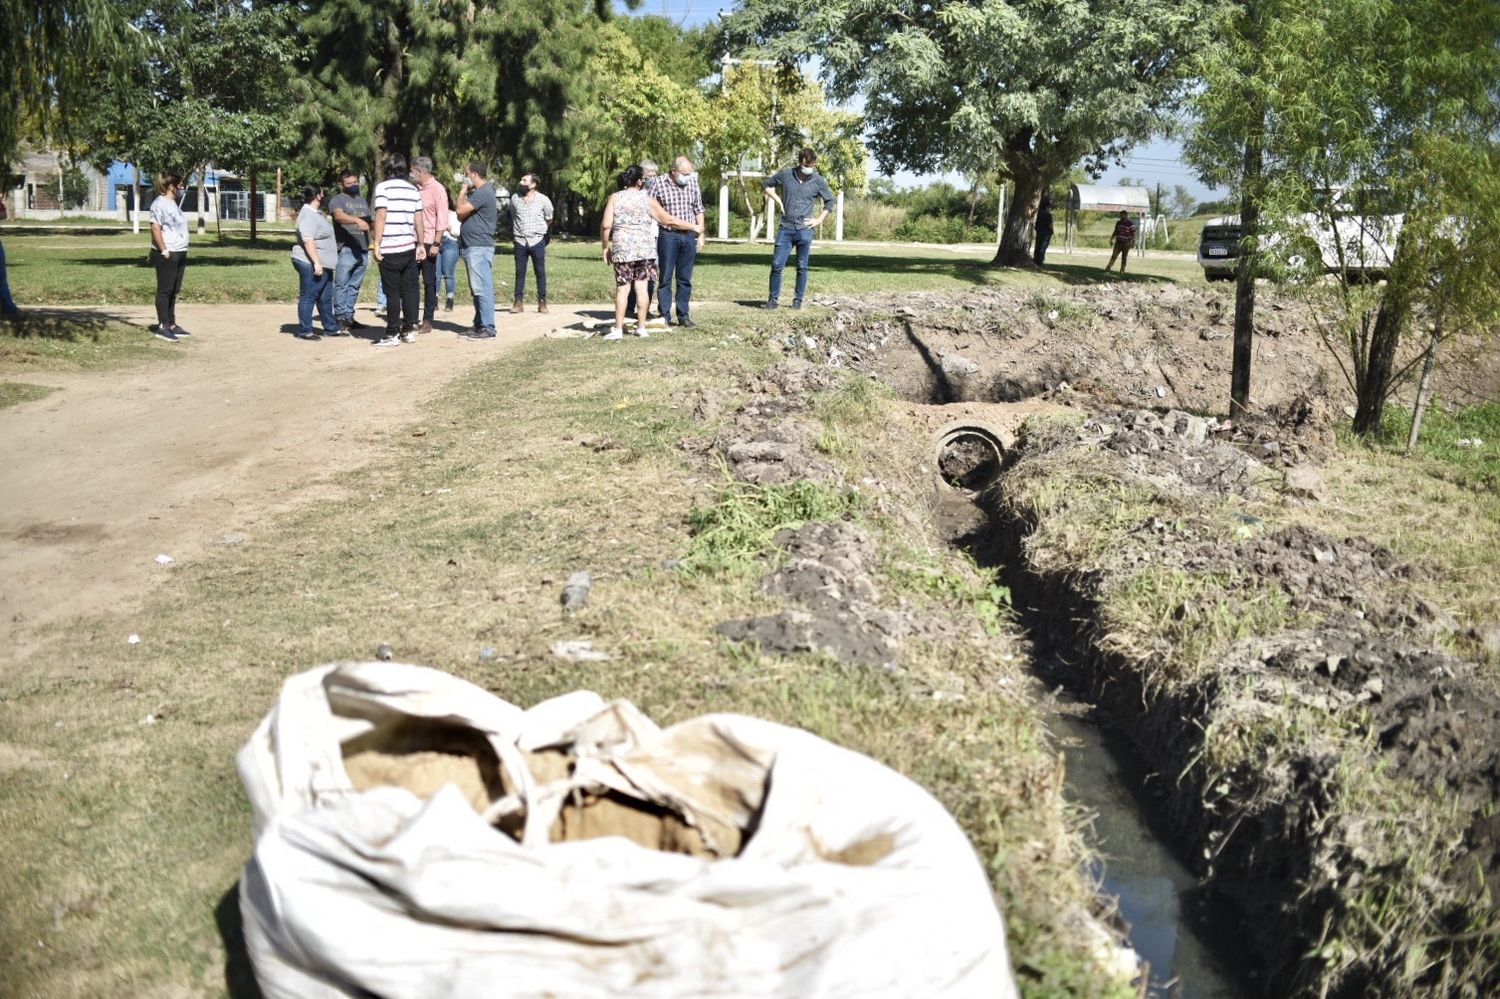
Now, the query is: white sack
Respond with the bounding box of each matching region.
[236,661,1018,998]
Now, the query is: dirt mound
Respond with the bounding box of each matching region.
[802,286,1341,419]
[1082,408,1264,497]
[682,358,841,485]
[718,521,904,667]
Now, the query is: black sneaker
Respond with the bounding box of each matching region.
[677,317,698,328]
[154,327,181,342]
[171,324,192,336]
[295,331,322,341]
[791,301,803,310]
[348,317,368,330]
[444,296,454,312]
[760,301,778,310]
[326,325,350,337]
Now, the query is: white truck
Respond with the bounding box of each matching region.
[1197,189,1402,282]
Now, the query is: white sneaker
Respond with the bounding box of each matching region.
[634,326,651,338]
[399,330,417,343]
[602,328,624,341]
[373,335,401,348]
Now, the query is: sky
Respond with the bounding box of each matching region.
[618,0,1228,204]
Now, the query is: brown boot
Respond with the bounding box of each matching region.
[419,320,433,334]
[511,299,524,314]
[538,301,549,314]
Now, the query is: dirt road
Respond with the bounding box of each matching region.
[0,303,586,663]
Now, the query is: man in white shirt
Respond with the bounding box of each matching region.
[509,173,553,313]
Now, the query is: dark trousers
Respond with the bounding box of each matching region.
[150,248,188,327]
[1034,231,1053,266]
[657,230,697,321]
[513,240,547,302]
[420,246,440,322]
[378,250,419,334]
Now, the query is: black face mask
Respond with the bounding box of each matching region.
[344,185,359,196]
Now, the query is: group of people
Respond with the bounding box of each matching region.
[295,154,554,345]
[1030,200,1138,274]
[139,145,842,345]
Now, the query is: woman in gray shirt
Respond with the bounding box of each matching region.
[290,185,340,341]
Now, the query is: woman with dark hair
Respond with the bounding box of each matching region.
[290,184,340,341]
[599,164,698,340]
[148,172,191,341]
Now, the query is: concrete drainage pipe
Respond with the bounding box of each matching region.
[935,421,1012,491]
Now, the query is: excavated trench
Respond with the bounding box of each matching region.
[935,426,1252,997]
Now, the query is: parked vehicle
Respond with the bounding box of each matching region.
[1196,189,1402,282]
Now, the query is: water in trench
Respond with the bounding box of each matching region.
[1047,695,1248,998]
[935,487,1248,997]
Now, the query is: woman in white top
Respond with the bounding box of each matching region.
[148,173,191,342]
[290,184,340,341]
[439,195,460,311]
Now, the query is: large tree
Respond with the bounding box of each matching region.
[723,0,1208,266]
[1191,0,1500,435]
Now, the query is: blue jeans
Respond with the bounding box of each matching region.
[291,256,336,334]
[1033,231,1053,266]
[514,240,546,302]
[0,239,17,314]
[768,225,814,304]
[462,246,496,331]
[292,257,337,334]
[439,237,459,297]
[334,245,367,322]
[657,230,698,321]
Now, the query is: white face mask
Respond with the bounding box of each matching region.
[675,171,693,187]
[798,165,815,177]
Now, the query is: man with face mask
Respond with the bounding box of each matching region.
[650,155,706,327]
[328,169,372,335]
[762,148,836,310]
[510,173,554,313]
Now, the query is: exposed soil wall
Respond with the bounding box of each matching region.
[975,414,1499,997]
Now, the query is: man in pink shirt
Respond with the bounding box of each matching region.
[412,156,450,333]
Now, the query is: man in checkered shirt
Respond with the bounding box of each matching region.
[650,156,707,328]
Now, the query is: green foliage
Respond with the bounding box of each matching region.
[1373,401,1500,492]
[59,166,89,209]
[680,477,861,576]
[1190,0,1500,436]
[723,0,1210,264]
[892,215,995,246]
[618,15,718,89]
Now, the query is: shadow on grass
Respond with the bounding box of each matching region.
[0,308,138,340]
[55,252,287,269]
[216,881,264,999]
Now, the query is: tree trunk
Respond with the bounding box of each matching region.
[1405,313,1444,454]
[196,170,207,235]
[991,167,1045,267]
[1353,269,1411,436]
[249,168,258,246]
[1231,128,1263,420]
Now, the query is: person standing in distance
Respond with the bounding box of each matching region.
[289,184,340,341]
[455,160,498,339]
[652,155,706,327]
[761,148,834,310]
[510,173,553,314]
[328,169,371,335]
[1103,210,1137,274]
[412,156,449,333]
[625,159,660,320]
[369,154,426,347]
[148,172,191,340]
[1033,196,1055,267]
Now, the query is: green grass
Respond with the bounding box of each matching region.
[1,229,1208,307]
[1372,399,1500,491]
[0,381,58,408]
[681,477,863,577]
[0,313,186,372]
[0,324,1131,997]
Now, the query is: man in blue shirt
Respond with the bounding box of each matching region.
[761,147,835,310]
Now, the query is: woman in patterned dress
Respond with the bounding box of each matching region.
[599,164,699,340]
